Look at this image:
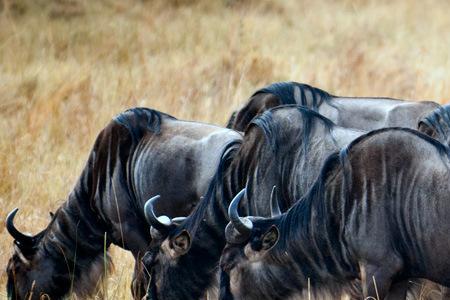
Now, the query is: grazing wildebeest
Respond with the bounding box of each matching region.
[143,105,364,299]
[226,81,439,132]
[223,127,450,300]
[5,107,242,300]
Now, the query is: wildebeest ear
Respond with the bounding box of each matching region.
[418,121,437,139]
[49,212,55,219]
[171,230,191,256]
[261,225,279,251]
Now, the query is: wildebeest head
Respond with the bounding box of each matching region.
[222,188,281,269]
[142,196,192,299]
[219,189,286,299]
[6,208,70,300]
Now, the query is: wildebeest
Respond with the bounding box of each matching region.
[223,127,450,300]
[226,81,439,132]
[5,107,242,300]
[143,105,364,299]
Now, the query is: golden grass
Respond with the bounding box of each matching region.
[0,0,449,298]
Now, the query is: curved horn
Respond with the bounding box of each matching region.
[172,217,187,224]
[144,196,172,233]
[228,189,253,237]
[6,208,34,246]
[270,186,281,217]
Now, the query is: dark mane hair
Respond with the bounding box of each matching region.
[113,107,175,141]
[420,105,450,144]
[250,104,335,153]
[254,81,334,110]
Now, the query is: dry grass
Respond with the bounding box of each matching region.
[0,0,449,298]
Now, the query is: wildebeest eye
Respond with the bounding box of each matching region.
[225,222,250,245]
[220,245,244,273]
[142,249,159,268]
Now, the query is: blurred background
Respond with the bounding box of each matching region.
[1,0,449,298]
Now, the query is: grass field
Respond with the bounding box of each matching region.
[1,0,450,298]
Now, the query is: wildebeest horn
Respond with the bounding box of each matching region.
[6,208,34,246]
[270,186,281,217]
[228,189,253,237]
[172,217,187,224]
[144,196,172,233]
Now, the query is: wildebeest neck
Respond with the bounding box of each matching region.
[36,166,113,298]
[155,141,244,299]
[43,195,110,262]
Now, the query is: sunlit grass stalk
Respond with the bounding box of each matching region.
[104,232,108,300]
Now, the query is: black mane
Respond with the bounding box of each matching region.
[254,81,334,110]
[421,104,450,144]
[113,107,175,141]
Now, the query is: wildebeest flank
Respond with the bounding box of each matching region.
[5,107,242,300]
[222,128,450,299]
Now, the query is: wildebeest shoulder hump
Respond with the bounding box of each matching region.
[113,107,176,141]
[250,104,335,153]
